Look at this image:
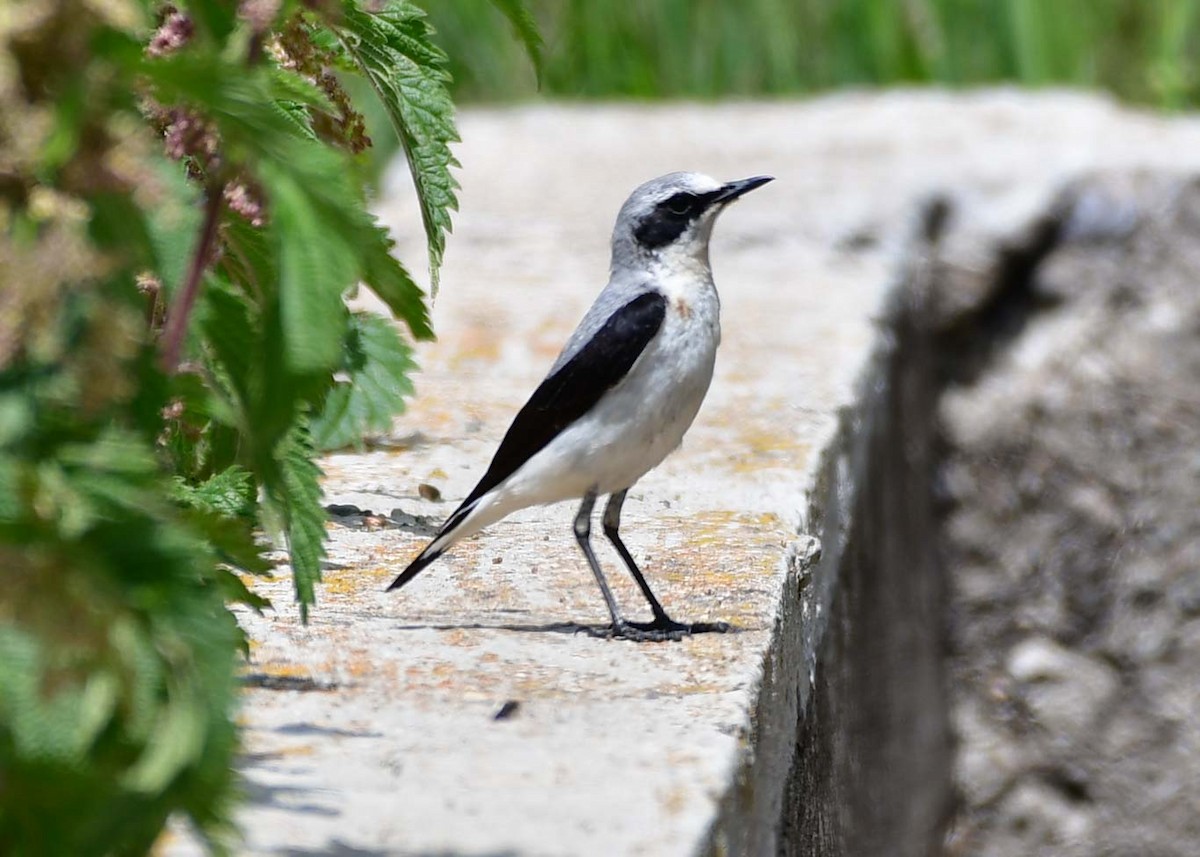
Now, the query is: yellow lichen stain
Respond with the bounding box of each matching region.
[241,660,327,685]
[236,570,275,599]
[268,661,309,678]
[661,680,729,696]
[321,565,393,598]
[682,510,784,549]
[728,426,810,474]
[320,572,360,598]
[274,743,316,757]
[639,509,788,634]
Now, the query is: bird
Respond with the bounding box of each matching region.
[388,171,774,641]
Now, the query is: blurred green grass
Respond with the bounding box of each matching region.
[426,0,1200,108]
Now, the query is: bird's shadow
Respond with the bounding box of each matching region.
[390,620,746,637]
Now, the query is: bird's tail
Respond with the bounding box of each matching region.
[386,544,445,592]
[385,497,483,592]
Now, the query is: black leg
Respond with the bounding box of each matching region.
[602,490,673,624]
[601,490,732,639]
[573,491,624,628]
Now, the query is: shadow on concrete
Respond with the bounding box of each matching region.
[241,779,341,819]
[279,845,389,857]
[390,620,748,637]
[241,673,339,692]
[273,722,384,739]
[281,847,516,857]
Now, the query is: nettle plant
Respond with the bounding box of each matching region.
[0,0,537,852]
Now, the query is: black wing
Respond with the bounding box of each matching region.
[461,290,667,508]
[386,291,666,593]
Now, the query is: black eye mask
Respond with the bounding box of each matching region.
[634,190,718,249]
[663,192,699,216]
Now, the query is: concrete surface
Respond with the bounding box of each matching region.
[163,92,1200,855]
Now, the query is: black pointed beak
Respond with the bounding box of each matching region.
[715,175,774,204]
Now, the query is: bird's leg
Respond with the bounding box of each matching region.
[602,490,732,639]
[573,491,626,631]
[601,489,673,625]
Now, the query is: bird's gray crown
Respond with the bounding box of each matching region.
[610,171,772,271]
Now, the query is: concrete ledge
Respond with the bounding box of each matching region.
[167,94,1200,856]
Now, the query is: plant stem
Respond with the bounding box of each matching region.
[160,180,224,373]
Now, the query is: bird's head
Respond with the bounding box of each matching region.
[611,172,773,274]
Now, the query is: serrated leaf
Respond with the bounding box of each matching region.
[185,508,274,582]
[487,0,545,82]
[271,422,326,621]
[211,568,271,616]
[361,221,432,340]
[311,313,416,450]
[334,0,459,292]
[172,466,255,519]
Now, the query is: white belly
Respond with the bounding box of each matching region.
[496,296,719,505]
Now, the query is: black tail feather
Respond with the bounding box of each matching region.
[386,547,444,592]
[387,497,480,593]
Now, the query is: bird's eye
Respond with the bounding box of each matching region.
[664,193,695,216]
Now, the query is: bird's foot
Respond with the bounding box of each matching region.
[583,617,734,643]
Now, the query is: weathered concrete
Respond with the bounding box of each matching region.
[163,92,1200,856]
[932,173,1200,857]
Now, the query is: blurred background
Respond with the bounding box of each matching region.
[427,0,1199,107]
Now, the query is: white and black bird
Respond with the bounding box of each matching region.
[388,171,773,641]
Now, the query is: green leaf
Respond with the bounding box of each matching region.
[183,0,239,43]
[124,676,207,793]
[144,157,205,299]
[333,0,460,292]
[145,54,327,166]
[199,280,259,424]
[211,568,271,616]
[88,192,157,272]
[486,0,545,82]
[172,466,255,519]
[361,221,433,340]
[311,313,416,450]
[264,162,357,374]
[267,64,339,114]
[269,422,326,621]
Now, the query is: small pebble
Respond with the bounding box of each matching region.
[418,483,442,501]
[390,508,420,527]
[491,556,503,565]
